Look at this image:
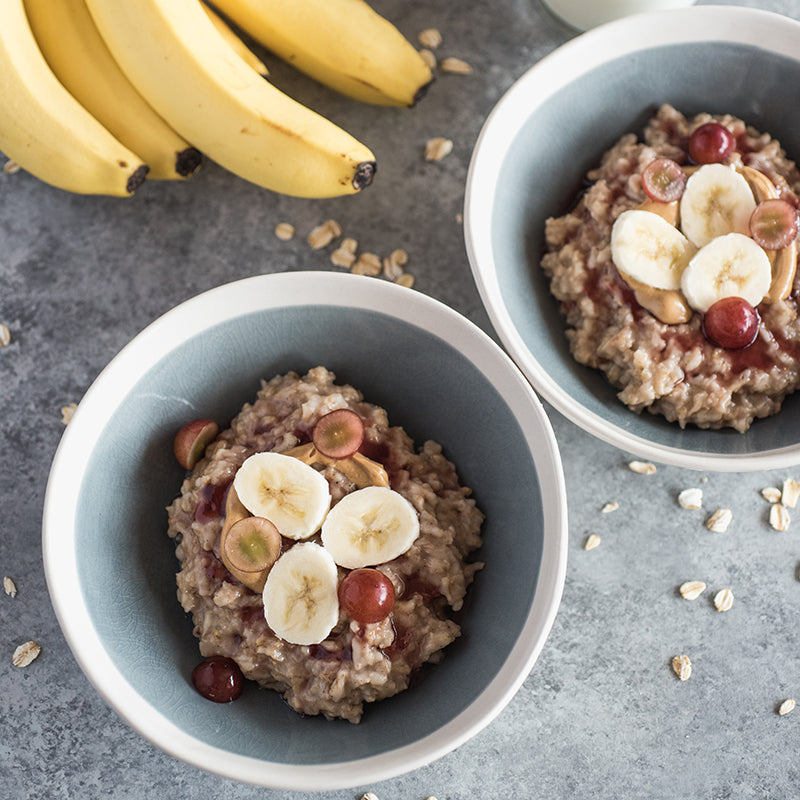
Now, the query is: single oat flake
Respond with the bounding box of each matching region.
[714,588,734,612]
[628,461,657,475]
[762,486,782,504]
[679,580,706,600]
[3,159,19,174]
[330,247,356,269]
[0,323,10,348]
[60,403,77,425]
[3,576,17,597]
[361,793,379,800]
[418,28,442,49]
[394,273,415,289]
[706,508,732,533]
[419,48,437,70]
[781,478,800,509]
[351,252,382,276]
[307,219,342,250]
[12,640,41,668]
[678,488,703,510]
[672,654,692,681]
[424,137,453,162]
[273,222,295,241]
[439,56,473,74]
[770,503,791,532]
[601,502,619,514]
[583,533,601,551]
[779,698,796,716]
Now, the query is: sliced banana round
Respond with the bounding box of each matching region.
[680,232,772,313]
[679,163,757,248]
[233,452,331,540]
[610,209,696,290]
[321,486,420,569]
[262,542,339,645]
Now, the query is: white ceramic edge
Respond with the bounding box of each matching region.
[42,271,568,790]
[464,5,800,473]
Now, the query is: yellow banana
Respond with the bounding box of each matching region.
[201,1,269,78]
[86,0,376,198]
[209,0,433,107]
[0,0,147,196]
[24,0,201,181]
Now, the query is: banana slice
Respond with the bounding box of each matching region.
[680,232,772,312]
[321,486,420,569]
[233,452,331,540]
[610,209,696,290]
[262,542,339,645]
[679,163,757,248]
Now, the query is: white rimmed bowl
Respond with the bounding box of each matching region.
[42,271,567,790]
[465,5,800,471]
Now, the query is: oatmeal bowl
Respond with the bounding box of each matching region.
[464,5,800,471]
[42,271,567,789]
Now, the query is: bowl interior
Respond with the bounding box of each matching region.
[71,302,546,766]
[471,23,800,464]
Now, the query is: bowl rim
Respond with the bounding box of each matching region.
[42,271,568,790]
[464,5,800,472]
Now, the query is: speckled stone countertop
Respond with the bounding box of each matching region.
[1,1,799,798]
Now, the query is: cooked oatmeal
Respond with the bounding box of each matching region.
[542,104,800,431]
[167,367,483,722]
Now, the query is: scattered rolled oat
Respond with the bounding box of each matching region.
[779,698,796,716]
[60,403,77,425]
[455,212,463,224]
[583,533,601,551]
[273,222,295,241]
[351,252,382,276]
[781,478,800,509]
[706,508,732,533]
[339,237,358,255]
[4,576,17,597]
[0,323,10,348]
[439,56,473,74]
[382,248,409,281]
[360,793,379,800]
[307,219,342,249]
[678,488,703,510]
[770,503,791,531]
[714,588,734,612]
[628,460,657,475]
[679,580,706,601]
[601,502,618,513]
[762,486,782,504]
[3,159,20,174]
[424,136,453,162]
[419,48,437,70]
[672,654,692,681]
[330,246,356,269]
[418,27,442,49]
[394,273,415,289]
[12,640,41,668]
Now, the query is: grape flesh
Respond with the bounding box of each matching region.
[338,568,395,624]
[688,123,735,165]
[191,655,244,703]
[641,158,686,202]
[703,297,760,349]
[313,409,364,459]
[749,199,799,250]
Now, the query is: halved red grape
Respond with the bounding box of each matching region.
[688,122,735,165]
[313,409,364,459]
[338,568,395,624]
[191,655,244,703]
[174,419,219,470]
[641,158,687,203]
[702,297,760,349]
[222,516,281,574]
[749,199,799,250]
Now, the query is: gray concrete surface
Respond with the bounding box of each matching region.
[1,1,798,798]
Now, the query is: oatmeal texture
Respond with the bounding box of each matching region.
[542,104,800,431]
[167,367,483,722]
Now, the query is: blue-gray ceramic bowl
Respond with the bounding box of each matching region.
[42,271,567,790]
[465,5,800,471]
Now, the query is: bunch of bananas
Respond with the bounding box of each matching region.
[0,0,433,198]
